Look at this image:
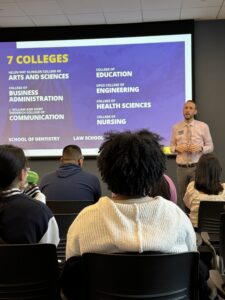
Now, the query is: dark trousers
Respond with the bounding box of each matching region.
[177,165,196,211]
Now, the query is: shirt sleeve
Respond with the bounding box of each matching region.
[66,219,81,259]
[34,192,46,203]
[183,181,197,209]
[39,216,60,246]
[202,124,214,154]
[170,125,177,153]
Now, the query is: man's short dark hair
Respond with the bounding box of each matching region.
[186,100,197,109]
[97,129,166,197]
[62,145,83,161]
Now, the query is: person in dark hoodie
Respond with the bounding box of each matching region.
[39,145,101,202]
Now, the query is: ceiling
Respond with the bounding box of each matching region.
[0,0,224,28]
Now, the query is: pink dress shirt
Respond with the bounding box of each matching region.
[170,119,213,165]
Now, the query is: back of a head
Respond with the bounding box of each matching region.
[0,145,26,191]
[62,145,83,161]
[150,175,171,200]
[195,153,223,195]
[97,129,166,197]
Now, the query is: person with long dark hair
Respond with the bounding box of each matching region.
[184,153,225,228]
[0,144,59,245]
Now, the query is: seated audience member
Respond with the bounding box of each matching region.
[149,174,177,203]
[66,130,196,258]
[0,144,59,245]
[183,153,225,228]
[39,144,101,201]
[63,131,213,300]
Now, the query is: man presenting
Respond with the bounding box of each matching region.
[170,100,213,210]
[40,145,101,202]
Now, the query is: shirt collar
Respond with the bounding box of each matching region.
[1,188,22,197]
[184,119,195,127]
[111,196,153,204]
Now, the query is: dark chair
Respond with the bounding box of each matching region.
[46,200,94,215]
[220,213,225,273]
[54,213,76,262]
[47,201,94,262]
[209,213,225,299]
[81,252,199,300]
[197,200,225,250]
[0,243,60,299]
[197,201,225,275]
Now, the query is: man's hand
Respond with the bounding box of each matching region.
[176,145,189,153]
[188,144,203,153]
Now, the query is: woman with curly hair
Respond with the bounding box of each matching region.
[66,129,196,258]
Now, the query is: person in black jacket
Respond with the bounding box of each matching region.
[0,144,59,245]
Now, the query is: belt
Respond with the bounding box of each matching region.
[178,163,197,168]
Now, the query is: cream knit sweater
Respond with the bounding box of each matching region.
[183,181,225,228]
[66,196,197,259]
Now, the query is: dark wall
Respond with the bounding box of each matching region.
[194,20,225,182]
[29,20,225,195]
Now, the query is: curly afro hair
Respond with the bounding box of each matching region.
[97,129,166,197]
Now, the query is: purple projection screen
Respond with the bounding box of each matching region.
[0,34,192,156]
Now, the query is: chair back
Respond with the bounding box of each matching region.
[46,200,94,262]
[46,200,94,215]
[0,243,59,299]
[219,212,225,273]
[83,252,199,300]
[198,200,225,242]
[54,213,76,237]
[54,213,76,262]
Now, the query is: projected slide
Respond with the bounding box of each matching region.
[0,34,192,156]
